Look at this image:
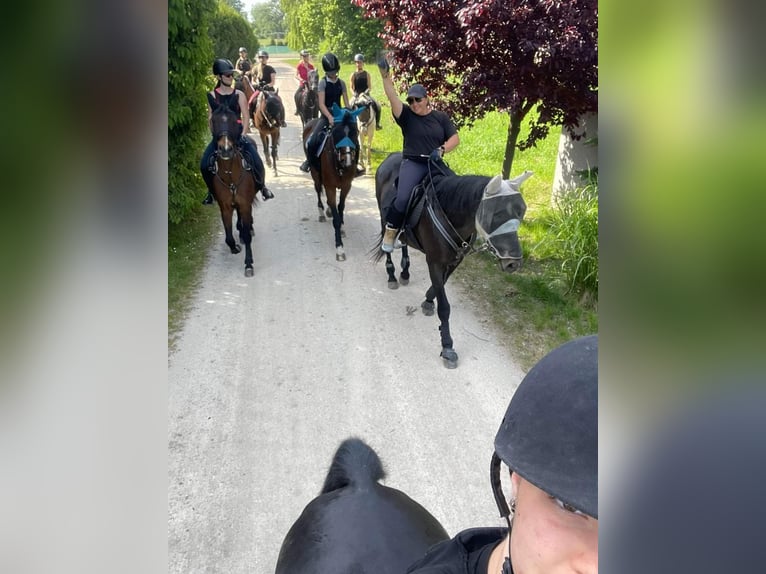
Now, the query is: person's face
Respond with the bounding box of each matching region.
[406,95,429,115]
[355,60,363,69]
[239,51,247,58]
[219,72,234,85]
[509,474,598,574]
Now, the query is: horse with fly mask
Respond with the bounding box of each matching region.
[275,437,449,574]
[374,152,531,368]
[302,103,365,261]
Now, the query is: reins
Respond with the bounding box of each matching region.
[213,148,247,195]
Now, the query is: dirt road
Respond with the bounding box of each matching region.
[168,56,525,573]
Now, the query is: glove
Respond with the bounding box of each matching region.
[377,54,390,74]
[429,147,443,163]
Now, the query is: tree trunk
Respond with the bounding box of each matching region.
[552,113,598,203]
[502,109,524,179]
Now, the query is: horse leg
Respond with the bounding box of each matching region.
[261,133,271,167]
[236,196,254,277]
[271,134,279,176]
[426,263,458,368]
[399,245,411,285]
[327,191,345,261]
[422,285,435,316]
[218,198,240,254]
[314,179,326,223]
[385,252,399,289]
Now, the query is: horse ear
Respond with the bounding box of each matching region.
[485,175,503,196]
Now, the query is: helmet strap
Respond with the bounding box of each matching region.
[491,452,516,573]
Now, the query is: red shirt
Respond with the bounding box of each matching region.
[296,61,315,83]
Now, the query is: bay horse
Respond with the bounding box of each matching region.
[374,152,530,368]
[302,104,364,261]
[350,91,375,171]
[253,88,283,177]
[208,102,262,277]
[275,437,449,574]
[296,69,319,128]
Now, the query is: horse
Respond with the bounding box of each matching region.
[253,87,283,177]
[207,102,263,277]
[374,152,531,368]
[302,104,364,261]
[296,69,319,129]
[350,91,376,171]
[274,437,449,574]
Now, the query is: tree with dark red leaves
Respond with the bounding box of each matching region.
[353,0,597,178]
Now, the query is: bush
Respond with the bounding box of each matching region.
[541,174,599,297]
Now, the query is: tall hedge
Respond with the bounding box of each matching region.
[169,0,216,223]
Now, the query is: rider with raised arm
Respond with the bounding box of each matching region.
[200,58,273,204]
[377,55,460,253]
[299,52,357,174]
[349,54,382,131]
[293,49,315,115]
[254,50,287,127]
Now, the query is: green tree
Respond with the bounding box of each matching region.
[168,0,217,223]
[251,0,286,40]
[209,1,259,62]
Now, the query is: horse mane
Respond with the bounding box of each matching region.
[432,174,491,215]
[320,438,386,494]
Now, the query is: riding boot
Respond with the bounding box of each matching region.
[299,159,310,172]
[382,205,404,252]
[261,186,274,201]
[202,191,214,205]
[381,225,399,253]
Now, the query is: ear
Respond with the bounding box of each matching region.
[510,471,521,499]
[485,175,502,196]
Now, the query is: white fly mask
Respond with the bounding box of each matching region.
[474,171,531,270]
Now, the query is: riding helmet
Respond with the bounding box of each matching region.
[239,47,247,53]
[321,53,340,74]
[491,335,598,519]
[212,58,236,75]
[354,53,364,62]
[258,50,269,58]
[300,49,310,57]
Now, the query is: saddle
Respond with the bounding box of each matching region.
[206,144,263,189]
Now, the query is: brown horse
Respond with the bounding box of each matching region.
[302,105,364,261]
[253,88,283,177]
[208,102,262,277]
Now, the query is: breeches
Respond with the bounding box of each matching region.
[393,159,429,213]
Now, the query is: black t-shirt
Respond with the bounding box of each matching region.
[396,105,457,160]
[257,64,276,85]
[406,527,509,574]
[351,70,370,94]
[318,77,346,109]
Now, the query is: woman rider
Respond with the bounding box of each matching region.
[200,58,273,203]
[253,50,287,128]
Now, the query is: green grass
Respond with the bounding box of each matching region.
[168,206,220,350]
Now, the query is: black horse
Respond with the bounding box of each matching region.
[275,438,449,574]
[374,152,530,368]
[296,69,319,128]
[207,103,263,277]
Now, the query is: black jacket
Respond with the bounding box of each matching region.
[406,527,509,574]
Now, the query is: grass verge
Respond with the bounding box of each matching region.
[168,206,220,351]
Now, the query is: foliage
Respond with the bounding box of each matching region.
[281,0,382,60]
[209,1,260,62]
[222,0,246,14]
[251,0,286,39]
[168,0,217,223]
[535,177,599,297]
[352,0,597,177]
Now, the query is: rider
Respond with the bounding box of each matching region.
[293,49,315,115]
[349,54,382,131]
[235,47,252,81]
[299,52,360,175]
[254,50,287,127]
[406,335,598,574]
[200,58,273,204]
[378,56,460,253]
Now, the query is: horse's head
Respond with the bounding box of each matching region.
[262,92,282,124]
[306,69,319,91]
[210,103,241,160]
[330,104,363,169]
[475,171,532,272]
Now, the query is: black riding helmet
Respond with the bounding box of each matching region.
[322,53,340,74]
[213,58,236,75]
[490,335,598,520]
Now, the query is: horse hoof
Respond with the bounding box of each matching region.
[245,267,254,277]
[341,229,346,238]
[388,280,399,290]
[421,301,435,316]
[336,249,346,262]
[399,277,409,286]
[231,245,242,254]
[325,207,332,218]
[318,214,326,223]
[440,348,459,369]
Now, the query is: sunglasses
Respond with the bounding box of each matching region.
[406,96,424,104]
[222,73,233,78]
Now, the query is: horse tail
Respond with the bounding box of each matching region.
[320,437,386,494]
[368,234,385,263]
